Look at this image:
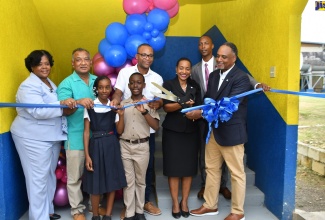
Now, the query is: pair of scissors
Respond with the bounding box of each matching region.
[151,82,188,104]
[151,82,178,102]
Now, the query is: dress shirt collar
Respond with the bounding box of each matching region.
[93,98,111,113]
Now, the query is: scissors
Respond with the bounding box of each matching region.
[151,82,186,104]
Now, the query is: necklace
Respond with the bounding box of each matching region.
[181,84,187,91]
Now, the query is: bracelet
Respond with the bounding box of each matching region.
[141,109,149,115]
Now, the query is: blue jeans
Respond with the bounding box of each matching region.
[145,133,155,203]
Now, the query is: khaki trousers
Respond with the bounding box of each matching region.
[203,133,246,215]
[66,149,86,215]
[120,141,149,218]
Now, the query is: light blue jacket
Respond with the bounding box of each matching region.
[10,73,67,141]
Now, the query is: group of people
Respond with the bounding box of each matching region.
[11,36,270,220]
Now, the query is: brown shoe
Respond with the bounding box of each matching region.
[120,207,126,220]
[73,212,86,220]
[144,202,162,216]
[224,213,245,220]
[89,206,107,216]
[197,187,205,199]
[190,205,219,216]
[219,187,232,200]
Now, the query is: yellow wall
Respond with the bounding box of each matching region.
[33,0,127,83]
[199,0,307,125]
[0,0,52,133]
[0,0,307,133]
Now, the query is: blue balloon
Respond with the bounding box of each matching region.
[104,45,127,67]
[149,32,166,52]
[105,22,128,45]
[147,9,170,31]
[151,29,159,38]
[98,39,111,56]
[143,31,151,40]
[124,35,148,57]
[125,14,147,35]
[144,22,153,32]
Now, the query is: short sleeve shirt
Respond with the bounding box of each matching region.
[114,64,163,133]
[119,97,160,140]
[115,64,163,100]
[57,71,97,150]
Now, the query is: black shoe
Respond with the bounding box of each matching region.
[172,211,181,219]
[50,213,61,220]
[102,216,112,220]
[135,213,146,220]
[180,201,190,218]
[91,216,100,220]
[124,216,135,220]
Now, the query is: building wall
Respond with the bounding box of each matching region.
[0,1,307,219]
[0,0,53,219]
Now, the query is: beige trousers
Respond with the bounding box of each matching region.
[66,149,86,216]
[203,133,246,215]
[120,141,149,218]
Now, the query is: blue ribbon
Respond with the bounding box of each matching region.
[0,97,160,109]
[269,89,325,98]
[182,87,325,143]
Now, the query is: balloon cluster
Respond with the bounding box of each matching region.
[53,148,69,206]
[92,0,179,79]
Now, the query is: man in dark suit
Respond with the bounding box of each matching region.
[191,36,268,201]
[189,42,250,220]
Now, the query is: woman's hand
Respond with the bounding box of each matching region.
[185,109,202,121]
[185,99,195,107]
[85,156,94,171]
[60,98,77,109]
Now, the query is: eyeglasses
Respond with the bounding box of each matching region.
[137,53,154,59]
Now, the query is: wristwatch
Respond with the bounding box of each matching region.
[141,109,149,115]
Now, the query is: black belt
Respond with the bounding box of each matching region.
[120,137,149,144]
[92,131,114,138]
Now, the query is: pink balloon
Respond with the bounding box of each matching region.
[153,0,177,10]
[123,0,149,14]
[60,165,66,174]
[55,168,63,180]
[115,59,134,74]
[61,173,67,183]
[54,182,69,206]
[92,52,103,63]
[132,58,138,65]
[166,1,179,18]
[115,189,123,200]
[57,158,65,167]
[93,57,116,77]
[146,0,155,12]
[109,72,118,87]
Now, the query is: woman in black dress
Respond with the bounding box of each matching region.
[162,57,202,219]
[83,76,127,220]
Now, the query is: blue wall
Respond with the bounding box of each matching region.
[246,93,297,220]
[0,132,28,220]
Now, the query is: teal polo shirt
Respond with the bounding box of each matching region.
[57,71,97,150]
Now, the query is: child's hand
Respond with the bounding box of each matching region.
[85,156,94,172]
[116,105,124,116]
[135,104,145,113]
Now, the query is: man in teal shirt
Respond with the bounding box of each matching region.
[58,48,96,220]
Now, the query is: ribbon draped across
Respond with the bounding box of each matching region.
[181,88,325,143]
[0,97,160,109]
